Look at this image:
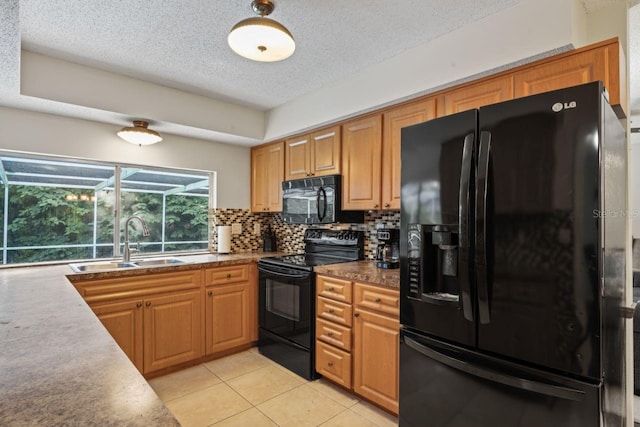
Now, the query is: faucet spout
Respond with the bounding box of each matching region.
[123,215,150,262]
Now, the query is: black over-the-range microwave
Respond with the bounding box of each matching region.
[281,175,364,224]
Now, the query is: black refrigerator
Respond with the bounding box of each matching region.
[399,82,628,427]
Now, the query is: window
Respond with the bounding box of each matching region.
[0,153,213,265]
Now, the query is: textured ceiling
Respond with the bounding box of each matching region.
[19,0,527,111]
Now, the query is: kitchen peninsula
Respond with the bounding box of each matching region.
[0,253,272,425]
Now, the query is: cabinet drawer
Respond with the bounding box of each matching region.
[354,283,399,317]
[317,296,352,327]
[316,318,352,352]
[72,270,203,304]
[205,264,249,286]
[317,275,352,303]
[316,340,352,389]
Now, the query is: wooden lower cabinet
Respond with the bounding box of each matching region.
[352,308,400,414]
[77,264,258,375]
[315,275,399,414]
[92,299,144,371]
[143,290,202,373]
[205,282,257,354]
[204,264,258,355]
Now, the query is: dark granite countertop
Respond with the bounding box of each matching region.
[314,260,400,290]
[0,251,275,426]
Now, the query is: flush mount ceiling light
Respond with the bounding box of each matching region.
[228,0,295,62]
[117,120,162,146]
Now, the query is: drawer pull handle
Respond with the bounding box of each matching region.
[208,290,213,296]
[328,308,335,314]
[327,287,335,292]
[327,332,334,337]
[227,273,231,279]
[375,297,381,302]
[328,361,334,367]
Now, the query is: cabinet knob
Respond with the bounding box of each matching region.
[208,290,213,296]
[145,301,151,307]
[354,312,360,317]
[328,308,335,314]
[327,332,334,337]
[310,173,315,176]
[375,297,381,303]
[384,203,390,208]
[327,361,334,367]
[227,273,231,279]
[136,302,142,308]
[373,204,379,209]
[327,287,334,292]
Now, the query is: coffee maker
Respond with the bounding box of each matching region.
[376,228,400,269]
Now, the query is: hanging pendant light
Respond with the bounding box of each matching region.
[117,120,162,146]
[228,0,295,62]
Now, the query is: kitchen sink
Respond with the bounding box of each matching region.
[132,258,185,267]
[69,262,137,273]
[69,257,185,273]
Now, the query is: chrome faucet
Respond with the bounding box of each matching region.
[123,215,150,262]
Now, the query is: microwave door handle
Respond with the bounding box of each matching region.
[458,132,474,322]
[476,131,491,324]
[317,186,327,222]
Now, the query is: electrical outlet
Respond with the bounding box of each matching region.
[231,223,242,234]
[253,223,261,235]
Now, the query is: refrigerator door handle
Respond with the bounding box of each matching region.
[404,336,586,402]
[458,132,474,321]
[476,131,491,324]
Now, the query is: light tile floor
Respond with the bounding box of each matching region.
[148,347,399,427]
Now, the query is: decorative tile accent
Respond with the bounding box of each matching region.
[210,208,400,259]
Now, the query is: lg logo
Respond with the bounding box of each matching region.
[552,101,577,112]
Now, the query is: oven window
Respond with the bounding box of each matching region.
[266,279,300,322]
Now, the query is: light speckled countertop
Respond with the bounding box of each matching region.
[0,252,277,426]
[314,260,400,289]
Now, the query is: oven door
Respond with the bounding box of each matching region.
[258,263,313,349]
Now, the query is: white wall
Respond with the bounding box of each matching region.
[0,106,250,209]
[264,0,585,140]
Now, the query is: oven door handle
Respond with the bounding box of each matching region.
[258,265,312,279]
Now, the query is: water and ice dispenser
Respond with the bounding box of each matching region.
[407,223,460,305]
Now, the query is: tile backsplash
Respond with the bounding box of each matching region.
[210,208,400,259]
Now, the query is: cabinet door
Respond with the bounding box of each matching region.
[311,125,341,177]
[92,299,144,372]
[342,115,382,210]
[514,44,621,103]
[285,135,311,181]
[439,76,514,117]
[143,291,202,373]
[251,141,284,212]
[205,282,257,355]
[353,308,400,414]
[382,99,437,210]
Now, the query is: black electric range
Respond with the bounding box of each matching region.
[257,228,364,380]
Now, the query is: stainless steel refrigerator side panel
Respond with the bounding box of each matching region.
[599,90,628,427]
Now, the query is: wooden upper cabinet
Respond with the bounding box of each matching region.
[382,98,437,210]
[342,115,382,210]
[439,75,514,116]
[514,39,625,114]
[251,141,284,212]
[285,126,341,181]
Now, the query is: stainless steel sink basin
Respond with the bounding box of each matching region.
[69,257,185,273]
[132,258,185,267]
[69,262,137,273]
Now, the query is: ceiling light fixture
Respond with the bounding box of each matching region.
[228,0,295,62]
[117,120,163,146]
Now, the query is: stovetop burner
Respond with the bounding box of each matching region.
[258,228,365,272]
